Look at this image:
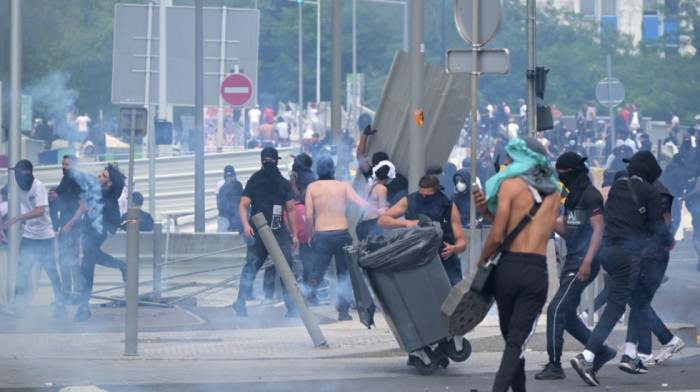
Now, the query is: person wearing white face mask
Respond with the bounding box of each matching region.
[451,168,482,228]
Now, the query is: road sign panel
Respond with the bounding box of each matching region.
[221,73,253,107]
[595,77,625,107]
[453,0,504,47]
[118,107,148,138]
[446,49,510,74]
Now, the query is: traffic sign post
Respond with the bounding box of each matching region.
[596,55,626,149]
[595,77,625,108]
[449,0,507,279]
[446,48,510,74]
[220,73,253,107]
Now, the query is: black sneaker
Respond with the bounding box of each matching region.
[534,362,565,380]
[619,354,648,374]
[338,310,352,321]
[593,346,617,373]
[571,354,599,386]
[120,264,127,282]
[231,300,248,317]
[73,306,91,322]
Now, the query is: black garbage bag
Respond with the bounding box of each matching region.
[358,223,442,271]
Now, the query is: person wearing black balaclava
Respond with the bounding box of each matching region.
[3,160,66,318]
[216,165,243,232]
[233,147,299,318]
[536,152,615,381]
[379,174,466,286]
[571,151,674,386]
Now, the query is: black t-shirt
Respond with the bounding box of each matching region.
[218,180,243,218]
[564,184,603,259]
[603,176,673,248]
[242,170,293,231]
[54,173,83,228]
[120,209,155,232]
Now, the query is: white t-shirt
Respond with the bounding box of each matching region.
[215,179,225,195]
[76,115,91,133]
[276,122,290,139]
[248,108,261,123]
[20,179,54,240]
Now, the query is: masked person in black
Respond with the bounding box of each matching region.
[217,166,243,232]
[536,152,615,381]
[623,179,685,367]
[378,174,466,286]
[48,155,86,296]
[3,160,66,318]
[233,147,299,317]
[571,151,674,386]
[74,163,128,322]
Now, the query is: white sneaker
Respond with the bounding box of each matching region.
[656,337,685,364]
[638,353,655,368]
[578,311,589,325]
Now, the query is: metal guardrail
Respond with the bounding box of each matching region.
[0,147,294,221]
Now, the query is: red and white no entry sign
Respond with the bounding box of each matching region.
[220,73,253,107]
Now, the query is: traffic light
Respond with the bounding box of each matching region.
[535,66,549,99]
[537,104,553,132]
[297,0,303,3]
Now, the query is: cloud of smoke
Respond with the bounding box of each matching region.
[22,72,79,140]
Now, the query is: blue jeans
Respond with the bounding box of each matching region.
[309,230,353,313]
[237,230,295,312]
[584,242,641,355]
[15,237,64,307]
[625,253,674,354]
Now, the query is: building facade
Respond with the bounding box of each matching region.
[546,0,689,52]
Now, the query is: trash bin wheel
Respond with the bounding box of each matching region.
[438,356,450,368]
[412,348,439,376]
[445,337,472,362]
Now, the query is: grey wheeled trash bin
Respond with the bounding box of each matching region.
[346,224,472,375]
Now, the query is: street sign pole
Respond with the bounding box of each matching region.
[606,55,616,146]
[452,0,505,278]
[468,0,479,279]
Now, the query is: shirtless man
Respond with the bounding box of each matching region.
[473,136,561,392]
[256,123,277,147]
[305,156,377,320]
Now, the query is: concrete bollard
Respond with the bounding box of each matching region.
[251,213,327,347]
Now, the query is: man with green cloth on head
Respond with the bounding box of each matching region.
[473,136,562,392]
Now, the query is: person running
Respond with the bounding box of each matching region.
[535,152,616,381]
[571,151,674,386]
[305,156,377,320]
[472,136,561,392]
[623,179,685,367]
[4,160,66,318]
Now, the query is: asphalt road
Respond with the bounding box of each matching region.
[2,351,699,392]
